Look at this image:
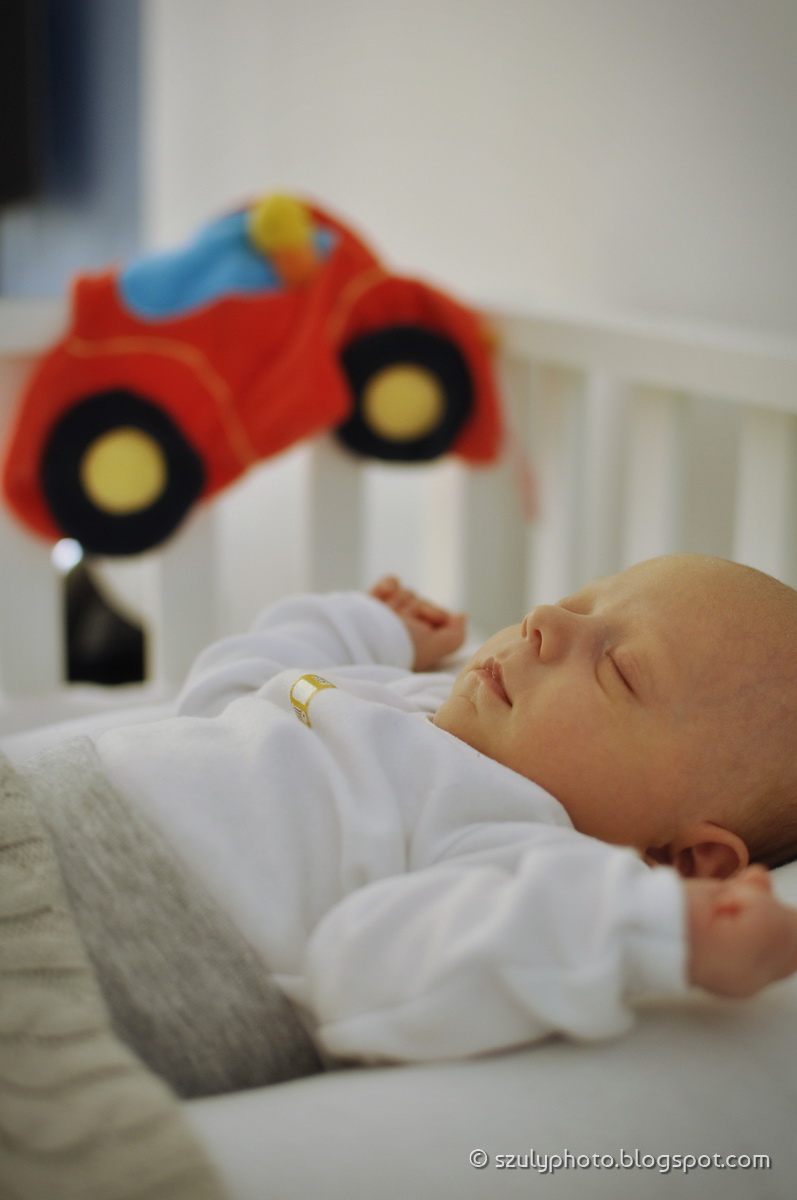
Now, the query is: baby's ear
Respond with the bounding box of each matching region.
[652,822,750,880]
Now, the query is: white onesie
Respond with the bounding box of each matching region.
[94,591,688,1062]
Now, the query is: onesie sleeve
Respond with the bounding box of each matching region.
[177,592,413,717]
[302,829,688,1063]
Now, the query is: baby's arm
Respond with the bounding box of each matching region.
[177,590,413,717]
[686,865,797,998]
[304,831,686,1062]
[369,576,467,670]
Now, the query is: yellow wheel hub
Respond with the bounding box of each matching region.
[80,427,167,514]
[362,365,444,442]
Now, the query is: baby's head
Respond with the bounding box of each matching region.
[434,554,797,875]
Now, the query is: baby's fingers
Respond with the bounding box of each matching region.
[369,575,401,601]
[370,577,450,622]
[437,611,468,653]
[409,597,456,627]
[370,576,417,607]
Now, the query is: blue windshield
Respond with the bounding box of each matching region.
[120,210,334,318]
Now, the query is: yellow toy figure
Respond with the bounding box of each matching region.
[248,194,321,287]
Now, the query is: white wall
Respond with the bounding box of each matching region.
[134,0,797,634]
[142,0,797,336]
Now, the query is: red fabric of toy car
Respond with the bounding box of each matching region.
[2,195,503,556]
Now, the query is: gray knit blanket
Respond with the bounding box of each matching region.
[0,739,323,1199]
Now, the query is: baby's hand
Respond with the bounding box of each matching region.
[369,576,467,671]
[685,865,797,999]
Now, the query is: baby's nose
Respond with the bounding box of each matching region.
[524,604,582,663]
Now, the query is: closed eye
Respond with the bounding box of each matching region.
[608,653,634,694]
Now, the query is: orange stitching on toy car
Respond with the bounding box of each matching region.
[66,336,259,468]
[323,266,390,346]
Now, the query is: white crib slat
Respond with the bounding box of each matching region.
[733,408,795,581]
[0,518,63,695]
[145,504,219,686]
[0,350,65,696]
[577,370,627,585]
[358,460,463,605]
[361,463,427,591]
[458,456,526,635]
[621,386,683,567]
[0,299,66,356]
[421,459,466,610]
[457,354,529,634]
[306,437,364,592]
[527,365,629,605]
[525,364,585,605]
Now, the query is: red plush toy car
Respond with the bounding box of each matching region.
[2,195,503,555]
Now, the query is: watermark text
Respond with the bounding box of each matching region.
[468,1148,771,1175]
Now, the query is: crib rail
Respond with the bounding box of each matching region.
[2,296,797,711]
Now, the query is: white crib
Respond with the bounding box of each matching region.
[2,299,797,1200]
[2,296,797,721]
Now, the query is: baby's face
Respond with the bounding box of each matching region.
[434,555,781,857]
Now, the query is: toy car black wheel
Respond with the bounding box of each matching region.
[336,326,474,461]
[40,390,205,556]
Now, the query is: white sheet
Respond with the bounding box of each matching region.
[4,704,796,1200]
[188,854,797,1199]
[185,915,797,1199]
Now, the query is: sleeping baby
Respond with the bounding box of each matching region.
[10,552,797,1096]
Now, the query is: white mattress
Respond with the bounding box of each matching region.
[4,703,796,1199]
[185,919,797,1199]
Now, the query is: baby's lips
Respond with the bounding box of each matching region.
[482,657,512,705]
